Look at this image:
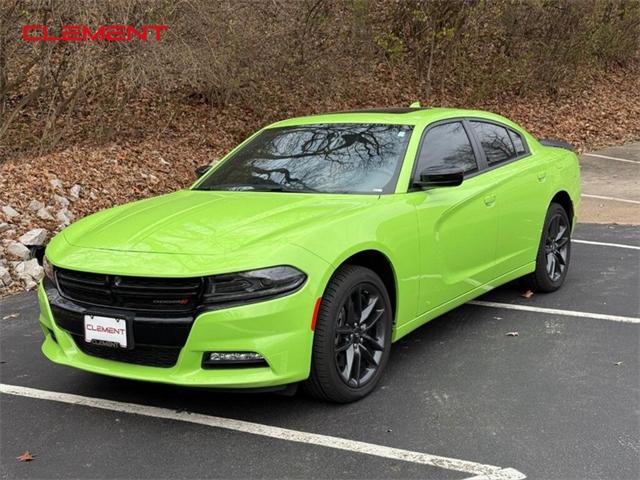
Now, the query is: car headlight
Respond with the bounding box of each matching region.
[202,266,306,305]
[43,256,55,282]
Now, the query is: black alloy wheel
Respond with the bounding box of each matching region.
[334,283,387,388]
[304,265,392,403]
[523,202,572,292]
[544,211,570,281]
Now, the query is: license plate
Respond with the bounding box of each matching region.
[84,315,128,348]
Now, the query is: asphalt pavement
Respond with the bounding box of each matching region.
[1,222,638,480]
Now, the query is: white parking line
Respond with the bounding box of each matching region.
[582,153,640,164]
[468,301,640,324]
[582,194,640,205]
[465,470,527,480]
[573,239,640,250]
[0,383,526,480]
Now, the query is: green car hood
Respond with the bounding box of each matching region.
[59,189,375,256]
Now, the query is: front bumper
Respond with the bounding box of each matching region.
[38,281,316,389]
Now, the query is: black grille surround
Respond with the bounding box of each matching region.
[55,267,204,315]
[45,272,200,369]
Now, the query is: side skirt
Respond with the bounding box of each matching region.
[392,262,535,341]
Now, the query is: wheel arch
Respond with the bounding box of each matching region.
[550,190,574,226]
[334,249,398,324]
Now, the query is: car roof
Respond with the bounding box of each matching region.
[267,107,517,129]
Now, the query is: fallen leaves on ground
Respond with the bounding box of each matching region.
[506,332,519,337]
[521,290,535,299]
[16,452,34,462]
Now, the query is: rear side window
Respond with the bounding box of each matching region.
[416,122,478,174]
[470,121,516,165]
[509,130,527,155]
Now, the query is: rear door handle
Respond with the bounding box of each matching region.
[484,194,496,207]
[537,172,547,182]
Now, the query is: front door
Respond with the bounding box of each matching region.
[411,120,500,315]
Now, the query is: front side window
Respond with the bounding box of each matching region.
[471,121,516,165]
[416,121,478,174]
[195,123,413,194]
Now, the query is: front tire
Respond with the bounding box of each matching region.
[304,265,392,403]
[523,202,572,292]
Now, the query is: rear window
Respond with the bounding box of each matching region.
[470,121,516,165]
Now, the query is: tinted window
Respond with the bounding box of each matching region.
[509,130,527,155]
[196,123,412,194]
[471,121,516,165]
[417,122,477,174]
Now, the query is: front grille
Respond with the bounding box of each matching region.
[72,335,180,368]
[55,268,204,314]
[46,277,193,369]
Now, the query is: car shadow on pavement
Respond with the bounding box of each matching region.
[66,306,495,423]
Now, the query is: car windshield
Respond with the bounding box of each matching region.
[195,123,413,194]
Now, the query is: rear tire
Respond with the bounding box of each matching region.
[304,265,392,403]
[522,202,571,292]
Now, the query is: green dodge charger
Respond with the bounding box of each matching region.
[39,106,580,402]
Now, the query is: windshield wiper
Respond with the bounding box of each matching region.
[197,183,316,193]
[249,185,289,192]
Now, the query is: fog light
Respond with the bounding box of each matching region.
[202,351,267,368]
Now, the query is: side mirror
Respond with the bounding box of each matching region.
[414,166,464,189]
[195,165,211,178]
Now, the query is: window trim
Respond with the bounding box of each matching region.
[408,118,483,191]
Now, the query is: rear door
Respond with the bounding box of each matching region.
[467,120,550,275]
[411,120,500,314]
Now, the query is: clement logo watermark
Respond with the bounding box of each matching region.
[22,24,168,42]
